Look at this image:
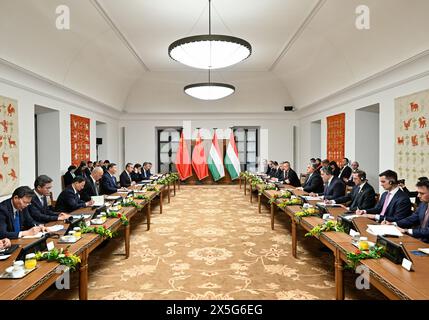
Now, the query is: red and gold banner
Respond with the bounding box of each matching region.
[70,114,90,166]
[327,113,345,163]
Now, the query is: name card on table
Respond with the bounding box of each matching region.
[401,258,413,271]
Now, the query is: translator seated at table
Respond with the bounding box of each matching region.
[28,175,71,223]
[384,179,429,242]
[356,170,412,222]
[0,186,48,239]
[55,176,94,213]
[326,170,376,211]
[119,163,136,188]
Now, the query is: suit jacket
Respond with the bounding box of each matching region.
[84,168,92,179]
[397,203,429,242]
[28,193,59,223]
[131,171,143,183]
[0,199,37,239]
[55,186,86,213]
[63,171,74,187]
[303,173,324,194]
[335,182,376,211]
[265,166,271,175]
[141,169,152,180]
[278,169,301,187]
[80,177,99,202]
[321,176,346,200]
[120,171,132,188]
[100,172,118,195]
[339,166,352,181]
[366,188,412,222]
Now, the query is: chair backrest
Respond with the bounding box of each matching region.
[61,175,65,191]
[300,173,307,185]
[346,185,353,194]
[48,192,56,207]
[375,193,380,203]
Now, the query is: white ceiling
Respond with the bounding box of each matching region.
[0,0,428,113]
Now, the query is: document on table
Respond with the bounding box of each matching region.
[341,214,359,221]
[46,225,64,232]
[91,195,104,206]
[316,202,342,207]
[303,196,324,201]
[418,248,429,254]
[366,225,403,237]
[22,232,45,239]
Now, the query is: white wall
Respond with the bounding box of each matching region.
[0,61,122,201]
[355,108,380,186]
[120,114,299,173]
[296,52,429,191]
[310,121,321,158]
[36,110,61,197]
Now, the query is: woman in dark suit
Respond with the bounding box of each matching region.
[329,161,341,177]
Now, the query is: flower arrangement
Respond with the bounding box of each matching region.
[305,220,345,237]
[106,211,129,226]
[346,246,384,269]
[134,194,150,201]
[250,176,263,188]
[35,247,81,271]
[122,200,143,210]
[80,223,113,239]
[294,207,320,218]
[268,191,292,204]
[146,185,160,192]
[277,198,303,208]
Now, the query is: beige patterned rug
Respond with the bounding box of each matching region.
[39,185,384,300]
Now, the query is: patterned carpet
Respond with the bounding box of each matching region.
[39,185,384,300]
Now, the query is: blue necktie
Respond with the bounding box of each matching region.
[13,211,21,233]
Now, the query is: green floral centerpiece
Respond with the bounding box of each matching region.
[295,207,320,218]
[305,220,345,237]
[268,191,292,204]
[277,197,303,208]
[134,194,150,201]
[122,200,143,210]
[35,247,81,271]
[259,183,277,195]
[80,223,113,239]
[106,210,129,226]
[146,185,160,192]
[346,246,385,269]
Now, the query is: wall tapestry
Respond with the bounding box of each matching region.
[70,114,90,166]
[327,113,345,164]
[395,89,429,183]
[0,96,19,196]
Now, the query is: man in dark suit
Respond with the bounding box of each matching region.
[141,162,153,180]
[55,176,94,213]
[338,158,352,182]
[131,163,143,183]
[268,161,280,178]
[120,163,136,188]
[327,170,376,211]
[265,160,273,175]
[356,170,412,222]
[63,165,76,187]
[346,161,360,186]
[102,160,110,173]
[100,163,119,195]
[312,166,345,201]
[80,167,104,202]
[279,161,301,187]
[84,161,93,179]
[0,186,48,239]
[300,163,324,194]
[384,180,429,242]
[29,175,71,223]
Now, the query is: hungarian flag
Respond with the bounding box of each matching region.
[224,131,241,180]
[192,131,209,180]
[207,131,225,181]
[175,131,192,180]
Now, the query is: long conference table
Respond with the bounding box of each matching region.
[240,175,429,300]
[0,179,178,300]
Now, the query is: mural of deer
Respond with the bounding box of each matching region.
[403,119,412,130]
[2,152,9,165]
[397,136,405,145]
[8,168,17,180]
[0,120,8,133]
[411,135,419,146]
[419,116,427,128]
[7,103,15,117]
[410,102,419,112]
[8,136,16,148]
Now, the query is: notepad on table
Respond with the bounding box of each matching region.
[46,225,64,232]
[91,195,104,206]
[22,232,45,239]
[366,225,403,237]
[304,196,323,201]
[418,248,429,255]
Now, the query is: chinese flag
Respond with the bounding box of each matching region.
[192,131,209,180]
[175,132,192,181]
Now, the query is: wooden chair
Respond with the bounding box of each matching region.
[48,192,56,208]
[61,175,65,191]
[300,173,307,185]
